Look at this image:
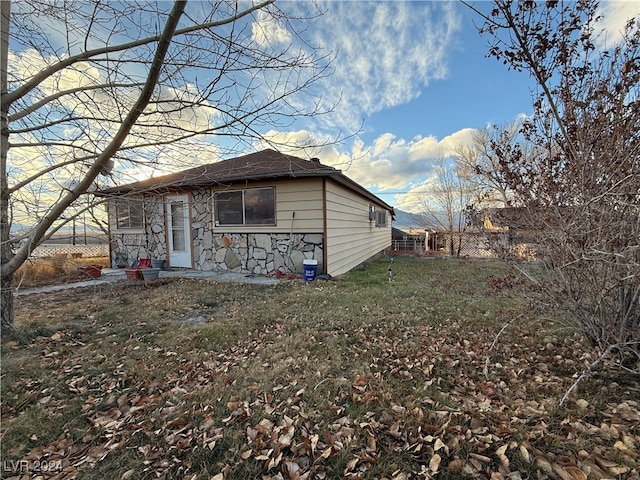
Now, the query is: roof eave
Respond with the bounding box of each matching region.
[96,168,341,196]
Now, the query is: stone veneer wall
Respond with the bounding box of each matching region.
[190,189,323,274]
[110,194,166,267]
[110,190,324,275]
[200,232,324,275]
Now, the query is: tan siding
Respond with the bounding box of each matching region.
[210,178,324,234]
[325,180,392,277]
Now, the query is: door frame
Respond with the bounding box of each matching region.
[165,193,193,268]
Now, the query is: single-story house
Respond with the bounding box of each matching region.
[476,207,539,260]
[481,207,535,233]
[97,149,394,277]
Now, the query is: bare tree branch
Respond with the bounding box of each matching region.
[1,1,339,333]
[3,0,275,108]
[468,0,640,393]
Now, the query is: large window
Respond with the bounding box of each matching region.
[214,187,275,226]
[115,199,144,229]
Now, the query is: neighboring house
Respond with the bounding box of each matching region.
[477,207,539,260]
[97,149,394,277]
[481,207,534,233]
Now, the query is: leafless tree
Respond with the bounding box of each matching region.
[1,0,335,334]
[453,121,533,208]
[468,0,639,396]
[416,157,479,257]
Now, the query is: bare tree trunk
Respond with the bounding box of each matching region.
[2,0,331,334]
[1,0,187,333]
[1,0,13,336]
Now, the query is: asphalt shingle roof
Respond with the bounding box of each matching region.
[98,149,393,211]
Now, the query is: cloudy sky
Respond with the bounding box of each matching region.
[255,0,638,212]
[8,0,638,219]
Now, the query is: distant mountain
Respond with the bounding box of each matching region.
[392,209,423,232]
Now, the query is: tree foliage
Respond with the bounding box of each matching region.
[1,0,334,333]
[473,0,639,390]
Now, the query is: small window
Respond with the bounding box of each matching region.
[214,187,275,226]
[375,210,387,228]
[115,199,144,229]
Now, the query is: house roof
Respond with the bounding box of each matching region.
[483,207,534,229]
[98,149,394,212]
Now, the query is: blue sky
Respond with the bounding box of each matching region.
[362,4,534,142]
[255,0,638,212]
[8,0,638,218]
[254,0,541,211]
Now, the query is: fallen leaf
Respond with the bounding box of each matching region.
[535,455,553,475]
[429,453,441,473]
[345,457,359,472]
[448,458,465,472]
[563,466,587,480]
[470,453,491,464]
[575,399,589,409]
[519,444,531,463]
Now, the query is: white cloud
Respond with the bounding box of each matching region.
[595,1,639,49]
[116,140,221,184]
[8,49,218,181]
[252,9,292,46]
[304,1,461,133]
[341,128,477,192]
[372,133,395,157]
[392,178,435,213]
[7,2,471,220]
[256,127,478,210]
[9,49,101,97]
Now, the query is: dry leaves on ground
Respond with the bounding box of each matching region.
[2,272,639,479]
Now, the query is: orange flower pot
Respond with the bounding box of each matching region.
[78,265,103,278]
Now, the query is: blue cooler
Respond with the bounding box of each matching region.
[303,259,318,281]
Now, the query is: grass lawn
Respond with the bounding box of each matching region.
[2,257,638,479]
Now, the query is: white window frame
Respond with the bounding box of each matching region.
[115,199,144,230]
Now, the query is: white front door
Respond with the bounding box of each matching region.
[166,194,192,268]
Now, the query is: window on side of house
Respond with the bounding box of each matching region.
[115,199,144,229]
[214,187,275,226]
[375,210,387,228]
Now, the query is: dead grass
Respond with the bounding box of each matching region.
[12,256,110,288]
[1,257,638,479]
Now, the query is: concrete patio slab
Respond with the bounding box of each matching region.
[13,268,280,296]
